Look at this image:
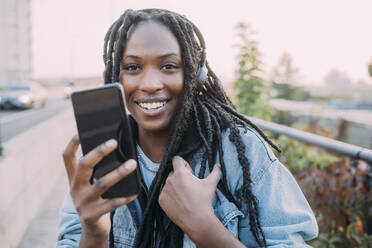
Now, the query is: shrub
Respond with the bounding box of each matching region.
[274,135,337,176]
[298,159,372,247]
[272,125,372,247]
[273,124,338,176]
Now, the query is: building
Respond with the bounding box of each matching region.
[0,0,32,87]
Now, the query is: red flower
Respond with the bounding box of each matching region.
[355,222,363,234]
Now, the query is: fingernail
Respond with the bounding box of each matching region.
[130,194,138,200]
[124,159,136,170]
[106,139,116,147]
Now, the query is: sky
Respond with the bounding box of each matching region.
[31,0,372,86]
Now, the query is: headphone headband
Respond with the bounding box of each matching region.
[191,23,208,88]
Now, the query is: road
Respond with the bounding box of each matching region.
[0,98,72,143]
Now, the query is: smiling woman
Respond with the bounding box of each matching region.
[57,8,318,248]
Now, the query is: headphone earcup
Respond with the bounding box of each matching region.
[196,63,207,87]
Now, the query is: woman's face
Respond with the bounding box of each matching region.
[120,21,184,134]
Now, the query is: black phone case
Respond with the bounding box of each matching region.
[71,83,140,198]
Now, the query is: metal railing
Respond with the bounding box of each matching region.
[250,117,372,163]
[250,116,372,235]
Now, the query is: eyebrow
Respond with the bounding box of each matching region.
[159,53,179,58]
[123,53,180,59]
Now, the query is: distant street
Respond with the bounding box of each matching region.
[0,98,72,143]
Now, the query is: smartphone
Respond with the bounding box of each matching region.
[71,83,140,198]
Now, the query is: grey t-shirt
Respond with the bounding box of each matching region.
[136,144,159,189]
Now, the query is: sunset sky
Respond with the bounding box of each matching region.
[31,0,372,86]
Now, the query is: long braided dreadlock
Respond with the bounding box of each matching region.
[103,8,280,248]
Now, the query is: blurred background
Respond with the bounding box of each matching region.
[0,0,371,247]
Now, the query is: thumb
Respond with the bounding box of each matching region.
[183,160,193,174]
[172,156,193,174]
[205,164,222,187]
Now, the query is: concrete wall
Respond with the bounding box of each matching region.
[0,109,76,248]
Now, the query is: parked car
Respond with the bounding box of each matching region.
[64,81,75,99]
[0,83,47,109]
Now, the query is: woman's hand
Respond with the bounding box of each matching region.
[159,156,246,248]
[62,135,138,245]
[158,156,221,237]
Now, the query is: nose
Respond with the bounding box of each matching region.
[138,67,164,93]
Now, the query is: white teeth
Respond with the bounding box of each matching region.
[138,101,166,110]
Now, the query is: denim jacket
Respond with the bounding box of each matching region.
[57,127,318,247]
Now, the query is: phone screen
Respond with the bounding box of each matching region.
[71,83,139,198]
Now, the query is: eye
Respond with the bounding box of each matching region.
[161,63,179,71]
[122,64,141,72]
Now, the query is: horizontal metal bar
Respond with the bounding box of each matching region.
[250,117,372,163]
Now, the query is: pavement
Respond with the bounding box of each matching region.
[0,107,76,248]
[17,174,69,247]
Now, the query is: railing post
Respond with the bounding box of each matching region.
[366,162,372,234]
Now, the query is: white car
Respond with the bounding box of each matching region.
[0,83,47,109]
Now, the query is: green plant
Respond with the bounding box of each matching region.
[271,124,372,247]
[232,22,273,121]
[272,124,338,175]
[273,135,337,175]
[298,159,372,247]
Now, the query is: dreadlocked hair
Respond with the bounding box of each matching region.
[103,8,280,248]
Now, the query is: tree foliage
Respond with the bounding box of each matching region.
[271,52,301,85]
[270,52,311,101]
[232,22,273,121]
[271,81,311,101]
[324,69,352,87]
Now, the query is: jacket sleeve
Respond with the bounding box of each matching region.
[222,127,318,247]
[56,192,82,248]
[238,159,318,247]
